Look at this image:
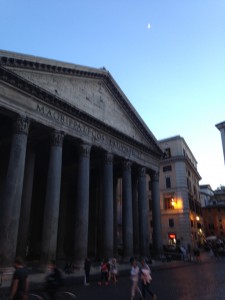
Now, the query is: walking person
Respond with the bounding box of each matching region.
[9,257,29,300]
[130,257,142,300]
[98,258,109,286]
[84,257,91,286]
[110,258,118,285]
[140,258,157,300]
[44,260,63,300]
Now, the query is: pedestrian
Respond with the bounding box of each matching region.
[140,258,157,300]
[84,257,91,286]
[9,257,29,300]
[44,260,63,300]
[110,258,118,285]
[98,258,109,286]
[130,257,142,300]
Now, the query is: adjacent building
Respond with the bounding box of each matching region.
[201,186,225,240]
[158,136,204,249]
[0,50,163,268]
[216,121,225,164]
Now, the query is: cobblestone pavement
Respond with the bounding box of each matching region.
[65,255,225,300]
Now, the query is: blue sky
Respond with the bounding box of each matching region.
[1,0,225,189]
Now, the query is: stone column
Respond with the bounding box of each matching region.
[132,171,139,256]
[151,171,163,254]
[102,152,114,258]
[113,176,118,256]
[0,116,30,266]
[122,160,133,259]
[41,131,64,262]
[74,142,91,266]
[16,146,36,258]
[138,166,148,257]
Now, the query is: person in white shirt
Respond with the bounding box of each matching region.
[140,258,157,300]
[130,257,142,300]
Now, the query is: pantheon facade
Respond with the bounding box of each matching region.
[0,50,163,268]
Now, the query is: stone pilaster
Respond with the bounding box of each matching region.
[102,152,114,258]
[151,171,163,254]
[138,166,148,257]
[74,142,91,266]
[122,160,133,259]
[41,130,64,262]
[0,116,30,266]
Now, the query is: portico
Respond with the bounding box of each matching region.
[0,51,163,268]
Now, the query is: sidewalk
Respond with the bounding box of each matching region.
[0,255,198,289]
[1,251,213,293]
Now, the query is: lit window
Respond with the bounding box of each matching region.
[164,197,175,210]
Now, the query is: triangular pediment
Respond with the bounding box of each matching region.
[0,51,162,155]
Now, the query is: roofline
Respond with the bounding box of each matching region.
[159,135,198,164]
[215,121,225,130]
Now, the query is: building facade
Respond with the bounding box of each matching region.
[201,186,225,240]
[0,50,163,268]
[159,136,204,249]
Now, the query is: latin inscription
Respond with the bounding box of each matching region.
[36,104,141,159]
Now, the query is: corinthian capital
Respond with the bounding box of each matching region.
[150,170,160,182]
[78,142,91,157]
[13,116,30,135]
[138,166,146,178]
[50,131,64,147]
[123,160,132,172]
[104,152,114,164]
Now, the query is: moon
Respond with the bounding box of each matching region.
[148,23,151,29]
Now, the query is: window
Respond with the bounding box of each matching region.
[197,222,201,229]
[163,148,171,159]
[169,219,174,227]
[166,177,171,188]
[164,197,174,210]
[209,224,214,230]
[163,165,172,172]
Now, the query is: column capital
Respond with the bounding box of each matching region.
[138,166,146,177]
[104,152,114,164]
[78,142,91,157]
[50,131,64,147]
[13,116,30,135]
[150,170,160,182]
[123,160,132,172]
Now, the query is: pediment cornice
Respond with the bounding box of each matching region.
[0,64,162,158]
